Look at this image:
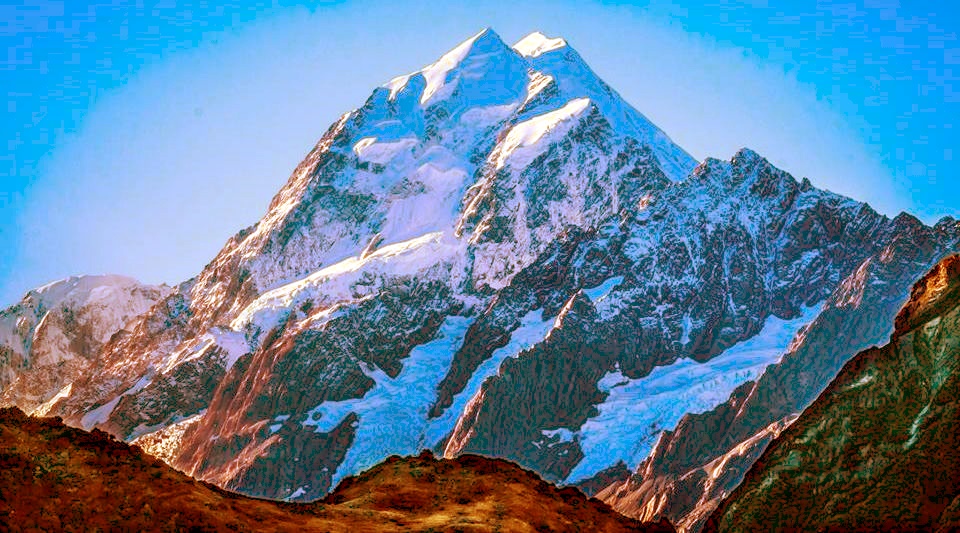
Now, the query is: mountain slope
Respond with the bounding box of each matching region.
[704,255,960,532]
[0,407,671,533]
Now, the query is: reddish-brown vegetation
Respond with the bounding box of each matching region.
[0,407,673,532]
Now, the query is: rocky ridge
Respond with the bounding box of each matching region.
[595,214,960,531]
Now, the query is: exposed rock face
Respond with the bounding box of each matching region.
[0,406,674,533]
[437,150,938,488]
[0,275,169,414]
[3,28,958,512]
[704,255,960,532]
[597,215,960,532]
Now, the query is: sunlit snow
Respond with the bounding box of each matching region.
[31,382,73,417]
[513,31,568,58]
[494,97,591,170]
[232,231,466,336]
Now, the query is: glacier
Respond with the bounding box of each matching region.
[565,303,823,482]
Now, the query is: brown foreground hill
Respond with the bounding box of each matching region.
[0,406,674,533]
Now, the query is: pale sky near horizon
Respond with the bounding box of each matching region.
[2,0,958,305]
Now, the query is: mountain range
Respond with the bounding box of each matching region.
[2,29,958,532]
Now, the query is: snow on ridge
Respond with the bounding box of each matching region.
[519,37,697,182]
[513,31,568,58]
[564,303,824,483]
[384,28,514,106]
[31,274,139,298]
[440,308,557,456]
[131,411,205,465]
[421,28,496,104]
[0,273,169,372]
[232,231,466,336]
[31,382,73,417]
[494,97,592,170]
[523,71,555,107]
[15,274,163,313]
[352,136,418,165]
[157,327,250,375]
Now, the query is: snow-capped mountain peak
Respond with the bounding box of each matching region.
[7,27,956,519]
[179,28,701,304]
[385,28,527,107]
[516,31,696,181]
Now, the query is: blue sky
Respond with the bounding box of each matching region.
[2,0,958,305]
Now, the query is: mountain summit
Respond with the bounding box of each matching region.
[1,29,957,525]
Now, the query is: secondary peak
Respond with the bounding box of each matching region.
[513,31,569,58]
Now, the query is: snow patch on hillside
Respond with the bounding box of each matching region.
[302,315,474,488]
[303,316,473,486]
[80,374,154,431]
[81,395,123,430]
[301,308,561,486]
[583,276,624,303]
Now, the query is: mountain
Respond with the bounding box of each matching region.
[2,27,958,519]
[0,407,671,532]
[0,275,169,414]
[703,255,960,532]
[595,213,960,531]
